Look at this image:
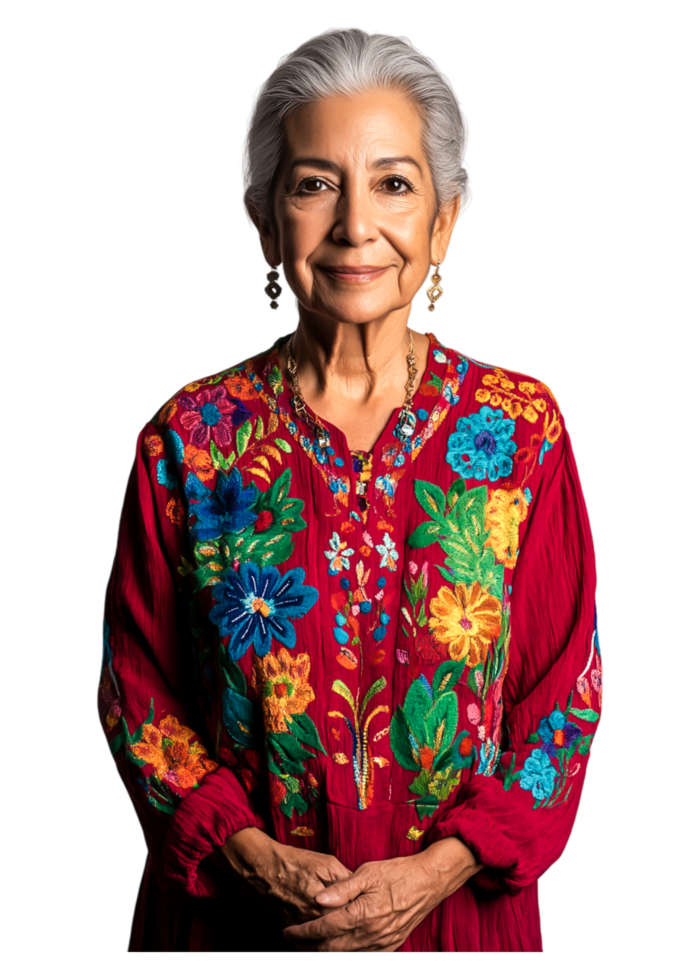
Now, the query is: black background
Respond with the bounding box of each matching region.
[94,23,609,962]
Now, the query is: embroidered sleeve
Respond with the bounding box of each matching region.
[99,423,265,899]
[425,419,602,895]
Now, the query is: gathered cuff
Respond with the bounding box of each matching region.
[163,766,266,898]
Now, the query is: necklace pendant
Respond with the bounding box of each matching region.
[395,407,417,440]
[316,426,330,449]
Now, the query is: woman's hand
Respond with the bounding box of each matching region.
[282,837,484,951]
[219,827,353,925]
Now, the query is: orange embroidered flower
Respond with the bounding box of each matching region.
[183,443,216,481]
[252,649,315,733]
[546,416,562,444]
[522,405,538,424]
[501,398,523,420]
[475,388,491,403]
[489,392,502,407]
[166,498,185,526]
[429,582,502,667]
[519,381,536,395]
[129,715,218,791]
[144,434,164,457]
[158,399,177,426]
[223,375,257,399]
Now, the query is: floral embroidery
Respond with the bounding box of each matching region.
[325,532,355,575]
[188,468,308,591]
[484,487,529,568]
[428,581,501,666]
[408,479,505,596]
[475,367,558,423]
[110,698,218,814]
[251,647,327,819]
[209,562,319,660]
[180,385,251,449]
[375,531,399,571]
[499,627,602,808]
[390,661,476,819]
[446,406,517,482]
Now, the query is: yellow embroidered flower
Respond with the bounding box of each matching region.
[546,415,562,444]
[252,648,315,733]
[499,378,515,390]
[489,392,502,407]
[475,388,491,403]
[129,715,218,791]
[519,381,536,395]
[522,405,538,423]
[429,582,502,667]
[533,398,547,413]
[485,487,529,568]
[501,398,523,420]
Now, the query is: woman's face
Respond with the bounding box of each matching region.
[259,88,460,324]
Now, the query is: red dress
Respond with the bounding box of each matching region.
[99,331,602,951]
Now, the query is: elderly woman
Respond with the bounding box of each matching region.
[100,28,602,952]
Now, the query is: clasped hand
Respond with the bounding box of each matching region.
[283,850,451,951]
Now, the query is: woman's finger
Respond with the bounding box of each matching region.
[315,869,368,908]
[283,904,356,944]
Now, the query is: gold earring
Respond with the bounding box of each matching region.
[427,260,443,311]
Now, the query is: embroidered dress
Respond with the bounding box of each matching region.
[100,331,602,952]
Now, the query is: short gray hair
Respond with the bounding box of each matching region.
[243,28,470,225]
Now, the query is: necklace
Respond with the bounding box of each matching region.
[285,330,419,452]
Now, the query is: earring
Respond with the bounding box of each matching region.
[427,260,443,311]
[265,266,282,309]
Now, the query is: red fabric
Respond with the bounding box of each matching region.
[99,332,602,951]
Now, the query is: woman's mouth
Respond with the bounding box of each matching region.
[320,265,390,283]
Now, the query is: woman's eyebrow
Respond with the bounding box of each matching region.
[289,155,423,175]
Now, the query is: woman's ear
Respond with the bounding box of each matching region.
[430,194,461,265]
[245,195,282,267]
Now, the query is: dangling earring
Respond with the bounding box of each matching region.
[427,260,443,311]
[265,265,282,309]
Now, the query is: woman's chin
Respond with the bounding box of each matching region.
[301,293,407,324]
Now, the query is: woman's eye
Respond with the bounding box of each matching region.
[383,176,412,194]
[298,177,413,197]
[298,178,329,194]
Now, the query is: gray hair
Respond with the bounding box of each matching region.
[243,28,470,225]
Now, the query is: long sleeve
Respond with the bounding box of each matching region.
[98,423,265,899]
[426,421,602,895]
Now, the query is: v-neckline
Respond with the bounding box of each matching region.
[273,329,439,461]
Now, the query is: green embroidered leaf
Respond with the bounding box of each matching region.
[466,663,484,695]
[436,564,456,584]
[254,415,264,440]
[389,706,420,771]
[210,440,226,470]
[274,438,293,453]
[408,770,433,798]
[445,477,466,513]
[288,713,326,754]
[224,450,236,469]
[331,680,356,712]
[568,707,600,722]
[109,729,127,755]
[406,520,443,549]
[415,798,439,820]
[403,677,433,744]
[268,731,316,763]
[578,734,595,755]
[414,480,447,520]
[288,793,308,815]
[525,732,539,744]
[434,730,474,772]
[222,688,258,748]
[433,660,465,695]
[424,691,458,752]
[236,419,253,456]
[360,676,388,718]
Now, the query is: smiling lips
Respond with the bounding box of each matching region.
[320,265,389,282]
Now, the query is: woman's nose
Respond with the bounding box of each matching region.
[331,184,379,248]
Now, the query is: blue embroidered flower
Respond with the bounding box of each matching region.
[446,406,517,482]
[537,709,581,755]
[325,531,355,575]
[156,429,184,490]
[519,748,557,800]
[209,562,319,660]
[185,468,257,542]
[376,532,399,571]
[375,474,395,498]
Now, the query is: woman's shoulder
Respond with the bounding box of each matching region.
[147,340,283,433]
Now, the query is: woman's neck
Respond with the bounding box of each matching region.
[288,310,425,403]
